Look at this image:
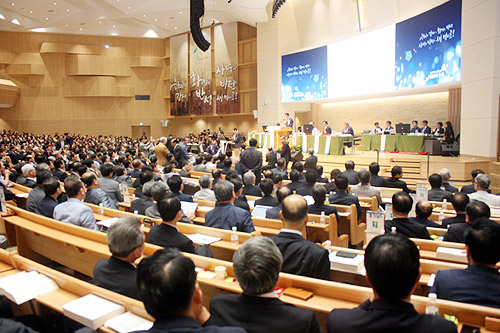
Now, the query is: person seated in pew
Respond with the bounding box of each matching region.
[113,164,133,188]
[271,158,288,180]
[26,168,52,212]
[53,176,98,230]
[167,175,194,202]
[326,233,457,333]
[308,185,339,222]
[284,169,303,193]
[193,155,211,173]
[316,165,329,184]
[228,177,250,212]
[325,169,341,193]
[328,174,362,221]
[269,195,330,280]
[241,171,262,197]
[342,160,359,185]
[211,168,222,187]
[409,201,440,228]
[99,163,124,206]
[255,178,279,207]
[384,192,431,239]
[441,192,469,229]
[134,170,154,198]
[439,168,459,193]
[468,173,500,208]
[460,169,487,194]
[210,237,321,333]
[93,217,144,300]
[129,159,143,179]
[52,158,67,182]
[130,181,155,215]
[145,182,193,223]
[304,148,318,170]
[264,147,277,171]
[431,219,500,308]
[271,173,283,194]
[427,173,453,202]
[266,186,293,220]
[205,180,255,233]
[135,248,246,333]
[178,161,193,178]
[292,162,306,182]
[193,174,216,202]
[35,176,63,218]
[383,166,411,193]
[17,163,37,188]
[81,171,118,209]
[369,162,385,187]
[220,159,233,177]
[350,169,382,206]
[162,163,197,189]
[444,200,490,243]
[0,300,48,333]
[296,169,318,197]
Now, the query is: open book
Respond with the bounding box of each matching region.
[105,311,153,333]
[187,233,221,245]
[63,294,125,330]
[0,271,59,305]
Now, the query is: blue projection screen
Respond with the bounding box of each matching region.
[395,0,462,89]
[281,46,328,103]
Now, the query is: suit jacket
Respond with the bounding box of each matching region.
[441,213,466,229]
[154,143,169,167]
[280,142,292,165]
[460,183,475,194]
[428,188,452,202]
[233,131,242,148]
[178,169,191,178]
[443,223,469,243]
[285,117,293,128]
[469,190,500,207]
[99,177,123,204]
[304,156,318,170]
[174,191,194,202]
[342,170,359,185]
[383,177,411,193]
[93,256,140,300]
[26,186,45,212]
[173,144,185,166]
[308,203,340,222]
[265,151,278,169]
[442,182,459,193]
[84,188,118,209]
[342,126,354,135]
[271,167,287,180]
[350,183,382,206]
[53,169,67,182]
[115,174,133,187]
[370,174,385,187]
[239,148,262,177]
[234,198,250,211]
[269,231,330,280]
[384,217,431,239]
[193,188,216,202]
[210,293,321,333]
[242,184,262,197]
[328,191,362,221]
[255,194,279,207]
[409,216,441,228]
[130,197,155,215]
[265,205,281,220]
[130,169,142,179]
[421,126,432,134]
[35,196,59,218]
[148,223,195,254]
[323,125,332,135]
[326,299,457,333]
[431,265,500,308]
[410,126,421,133]
[205,203,255,233]
[133,315,245,333]
[296,183,316,196]
[285,180,305,193]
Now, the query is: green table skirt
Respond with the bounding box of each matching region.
[361,134,425,152]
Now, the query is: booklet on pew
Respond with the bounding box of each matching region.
[187,233,221,245]
[329,251,365,274]
[251,205,273,218]
[105,311,153,333]
[0,271,59,305]
[436,247,467,263]
[96,217,121,229]
[63,294,125,330]
[181,201,198,216]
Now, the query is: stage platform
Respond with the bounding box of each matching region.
[258,149,491,189]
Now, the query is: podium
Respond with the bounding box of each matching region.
[266,126,292,150]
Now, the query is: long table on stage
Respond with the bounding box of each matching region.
[361,134,426,153]
[248,132,353,155]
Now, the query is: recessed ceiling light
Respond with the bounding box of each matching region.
[111,32,118,36]
[31,28,47,32]
[164,23,167,26]
[53,2,56,5]
[128,6,131,9]
[179,11,183,14]
[45,17,48,20]
[154,18,157,22]
[66,9,70,12]
[99,21,102,24]
[174,26,178,30]
[144,29,159,38]
[11,3,14,6]
[112,24,116,28]
[65,24,68,27]
[11,19,20,25]
[143,14,146,17]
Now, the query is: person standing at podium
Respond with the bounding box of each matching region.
[232,128,242,158]
[322,121,332,135]
[285,113,293,129]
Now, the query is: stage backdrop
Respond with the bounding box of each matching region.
[215,22,240,114]
[170,34,189,116]
[189,28,213,115]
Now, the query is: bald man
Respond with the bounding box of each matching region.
[268,195,330,280]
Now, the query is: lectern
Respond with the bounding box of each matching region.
[266,126,292,150]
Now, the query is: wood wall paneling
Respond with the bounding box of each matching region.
[39,42,103,55]
[5,64,45,76]
[0,52,17,65]
[0,79,20,107]
[130,56,163,68]
[65,55,131,76]
[448,88,461,137]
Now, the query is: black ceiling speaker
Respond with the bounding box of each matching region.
[190,0,210,52]
[272,0,287,18]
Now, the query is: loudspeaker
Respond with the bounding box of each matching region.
[441,143,459,156]
[190,0,210,51]
[291,151,303,162]
[252,110,258,119]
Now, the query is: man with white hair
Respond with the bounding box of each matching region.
[439,168,459,193]
[193,174,216,202]
[468,174,500,207]
[241,171,262,197]
[154,136,169,167]
[19,164,37,188]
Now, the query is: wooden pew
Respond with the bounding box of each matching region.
[331,203,366,246]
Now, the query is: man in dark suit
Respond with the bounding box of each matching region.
[443,200,490,243]
[326,233,457,333]
[369,162,385,187]
[205,180,255,232]
[255,178,279,207]
[296,169,318,196]
[266,187,293,220]
[284,169,303,193]
[228,177,250,212]
[173,139,186,167]
[420,120,432,134]
[271,158,288,179]
[385,192,431,239]
[410,120,420,133]
[148,197,196,253]
[167,175,193,202]
[304,148,317,170]
[242,171,262,197]
[284,112,293,129]
[441,192,469,228]
[136,248,245,333]
[231,127,242,158]
[26,169,51,212]
[316,166,328,183]
[99,163,124,205]
[264,147,277,170]
[239,138,262,184]
[93,217,144,300]
[427,173,453,202]
[342,160,359,185]
[409,201,440,228]
[461,169,490,194]
[129,159,143,179]
[269,195,330,280]
[328,174,362,221]
[308,185,339,223]
[130,181,155,215]
[341,122,354,135]
[35,176,62,218]
[383,166,411,193]
[52,158,67,182]
[322,120,332,135]
[384,120,394,133]
[279,136,291,169]
[211,237,321,333]
[431,219,500,308]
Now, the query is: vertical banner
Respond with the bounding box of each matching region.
[189,28,213,115]
[313,134,320,154]
[170,34,189,116]
[214,23,239,114]
[302,134,307,153]
[324,135,331,155]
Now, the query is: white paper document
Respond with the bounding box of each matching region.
[63,294,125,330]
[187,233,222,245]
[0,271,59,305]
[105,311,153,333]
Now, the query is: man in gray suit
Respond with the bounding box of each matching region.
[99,163,123,205]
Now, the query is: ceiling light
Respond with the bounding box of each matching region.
[11,3,14,6]
[65,24,68,26]
[143,14,146,17]
[164,23,167,26]
[29,10,32,14]
[53,2,56,5]
[128,6,131,9]
[11,19,20,25]
[112,24,116,28]
[45,17,48,20]
[104,44,110,49]
[144,29,159,38]
[66,9,70,12]
[154,18,157,22]
[99,21,102,24]
[174,26,178,30]
[111,32,118,36]
[31,28,47,32]
[179,11,183,14]
[0,14,5,20]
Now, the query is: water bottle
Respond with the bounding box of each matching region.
[134,210,139,215]
[391,226,396,234]
[324,240,332,253]
[231,226,238,246]
[98,203,104,215]
[325,197,330,205]
[320,211,326,226]
[425,293,439,315]
[438,211,445,225]
[442,199,448,211]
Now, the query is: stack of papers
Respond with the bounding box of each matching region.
[251,205,273,218]
[63,294,125,330]
[96,217,121,229]
[329,252,365,274]
[105,311,153,333]
[436,247,467,263]
[0,271,59,305]
[187,233,221,245]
